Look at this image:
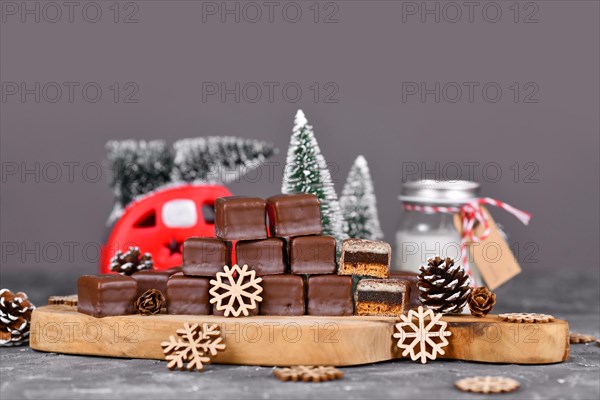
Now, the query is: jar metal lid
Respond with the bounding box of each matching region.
[399,180,480,206]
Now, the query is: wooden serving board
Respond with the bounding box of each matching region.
[30,305,569,366]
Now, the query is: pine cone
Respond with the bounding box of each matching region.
[468,286,496,317]
[134,289,165,315]
[110,246,153,275]
[0,289,36,347]
[417,257,471,314]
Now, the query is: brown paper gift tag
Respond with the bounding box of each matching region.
[454,207,521,290]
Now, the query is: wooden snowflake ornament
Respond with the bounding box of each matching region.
[570,332,596,344]
[499,313,555,323]
[455,376,520,394]
[274,366,344,382]
[161,322,226,372]
[393,306,451,364]
[209,264,263,317]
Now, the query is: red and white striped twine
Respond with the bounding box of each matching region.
[403,197,532,283]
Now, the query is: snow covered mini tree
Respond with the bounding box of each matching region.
[171,137,277,184]
[339,155,384,240]
[281,110,343,239]
[106,140,174,209]
[105,137,277,224]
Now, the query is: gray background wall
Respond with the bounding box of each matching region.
[1,1,598,279]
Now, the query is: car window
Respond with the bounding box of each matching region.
[162,199,198,228]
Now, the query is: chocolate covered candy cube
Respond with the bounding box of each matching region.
[236,238,287,276]
[290,235,336,274]
[131,270,172,298]
[389,270,420,309]
[260,275,305,316]
[355,279,410,317]
[339,238,391,278]
[266,194,321,237]
[215,196,267,241]
[182,237,231,277]
[77,275,138,317]
[307,275,353,316]
[166,275,211,315]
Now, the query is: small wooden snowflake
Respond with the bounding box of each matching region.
[274,366,344,382]
[499,313,555,323]
[161,322,226,372]
[570,332,596,344]
[393,306,451,364]
[455,376,520,394]
[209,264,263,317]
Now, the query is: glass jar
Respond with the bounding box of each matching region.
[394,180,483,287]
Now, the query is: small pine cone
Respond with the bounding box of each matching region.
[134,289,165,315]
[0,289,36,347]
[468,287,496,317]
[417,257,471,314]
[110,246,153,275]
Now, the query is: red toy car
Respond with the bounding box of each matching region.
[100,184,232,273]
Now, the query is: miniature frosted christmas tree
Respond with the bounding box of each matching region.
[281,110,343,239]
[171,137,277,184]
[106,137,277,224]
[339,155,384,240]
[106,140,174,210]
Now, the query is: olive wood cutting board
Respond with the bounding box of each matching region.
[29,305,569,366]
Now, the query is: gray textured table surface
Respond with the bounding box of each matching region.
[1,266,599,400]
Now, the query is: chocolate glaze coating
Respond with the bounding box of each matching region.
[166,275,211,315]
[215,196,267,241]
[260,275,306,316]
[236,238,287,276]
[131,270,171,298]
[307,275,353,316]
[182,237,231,277]
[289,235,337,275]
[77,275,138,317]
[266,194,322,237]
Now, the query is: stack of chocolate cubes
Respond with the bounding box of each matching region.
[179,193,353,316]
[76,193,413,318]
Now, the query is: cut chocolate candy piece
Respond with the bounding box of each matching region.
[236,238,287,276]
[215,196,267,241]
[389,270,421,309]
[182,237,231,277]
[355,279,410,317]
[260,275,305,316]
[307,275,353,316]
[77,275,137,317]
[166,275,211,315]
[339,238,391,278]
[266,194,321,237]
[131,270,171,298]
[289,235,336,275]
